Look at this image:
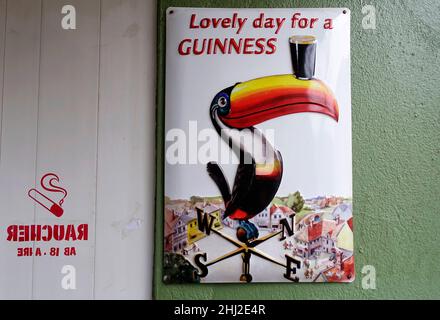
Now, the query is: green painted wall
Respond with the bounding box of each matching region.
[154,0,440,299]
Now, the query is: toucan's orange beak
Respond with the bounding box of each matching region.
[219,74,339,129]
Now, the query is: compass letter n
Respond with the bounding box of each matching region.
[280,213,295,241]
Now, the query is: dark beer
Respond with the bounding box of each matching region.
[289,35,317,80]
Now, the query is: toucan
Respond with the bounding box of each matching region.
[208,74,339,243]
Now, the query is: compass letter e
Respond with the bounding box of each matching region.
[284,256,301,282]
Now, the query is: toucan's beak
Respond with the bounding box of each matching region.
[219,75,339,129]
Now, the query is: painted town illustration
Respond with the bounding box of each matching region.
[163,194,354,283]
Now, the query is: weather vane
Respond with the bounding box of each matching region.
[192,35,339,283]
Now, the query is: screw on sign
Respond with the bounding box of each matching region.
[28,173,68,217]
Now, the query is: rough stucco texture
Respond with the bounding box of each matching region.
[155,0,440,299]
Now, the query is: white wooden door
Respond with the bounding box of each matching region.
[0,0,155,299]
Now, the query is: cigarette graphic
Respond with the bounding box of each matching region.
[28,188,64,217]
[27,173,67,218]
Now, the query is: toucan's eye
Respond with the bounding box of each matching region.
[213,93,230,116]
[218,96,227,108]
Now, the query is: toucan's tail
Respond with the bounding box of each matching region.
[207,162,231,205]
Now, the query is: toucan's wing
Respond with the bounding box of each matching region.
[207,162,231,204]
[224,153,256,218]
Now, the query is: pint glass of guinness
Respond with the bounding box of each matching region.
[289,35,317,80]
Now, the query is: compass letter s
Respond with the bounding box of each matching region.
[194,252,209,278]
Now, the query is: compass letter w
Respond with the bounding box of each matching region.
[196,208,215,235]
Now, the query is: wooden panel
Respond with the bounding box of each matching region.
[31,0,100,299]
[0,0,42,299]
[0,0,5,142]
[94,0,155,299]
[0,0,155,299]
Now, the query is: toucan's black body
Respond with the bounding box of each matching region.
[207,74,339,243]
[207,151,283,220]
[208,86,285,244]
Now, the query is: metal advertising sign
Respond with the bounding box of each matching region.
[164,7,352,283]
